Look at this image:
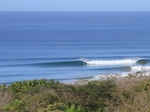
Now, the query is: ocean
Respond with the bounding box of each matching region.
[0,11,150,84]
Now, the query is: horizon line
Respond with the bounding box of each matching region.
[0,10,150,12]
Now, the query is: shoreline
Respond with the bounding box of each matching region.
[1,70,150,85]
[65,71,150,85]
[1,71,150,111]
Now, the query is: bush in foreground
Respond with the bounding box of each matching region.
[1,76,150,112]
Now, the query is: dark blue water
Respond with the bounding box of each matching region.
[0,11,150,84]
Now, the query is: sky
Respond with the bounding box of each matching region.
[0,0,150,11]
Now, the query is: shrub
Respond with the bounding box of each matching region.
[0,90,14,110]
[0,84,6,91]
[38,102,67,112]
[3,77,150,112]
[8,79,57,93]
[66,104,84,112]
[2,99,26,112]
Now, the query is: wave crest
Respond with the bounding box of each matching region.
[83,59,139,66]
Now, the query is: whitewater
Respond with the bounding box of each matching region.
[84,59,139,66]
[0,12,150,84]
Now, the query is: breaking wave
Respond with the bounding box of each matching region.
[82,58,141,66]
[1,58,149,67]
[30,58,144,67]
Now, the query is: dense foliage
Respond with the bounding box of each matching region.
[1,76,150,112]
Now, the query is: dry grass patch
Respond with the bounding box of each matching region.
[0,89,14,109]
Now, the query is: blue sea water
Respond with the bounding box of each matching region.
[0,11,150,84]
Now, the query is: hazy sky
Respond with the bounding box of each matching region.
[0,0,150,11]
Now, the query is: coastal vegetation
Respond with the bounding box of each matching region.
[1,74,150,112]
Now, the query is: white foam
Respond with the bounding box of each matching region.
[131,66,150,71]
[91,74,107,80]
[90,72,150,81]
[83,59,139,66]
[91,72,130,80]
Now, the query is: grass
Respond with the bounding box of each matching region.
[1,73,150,112]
